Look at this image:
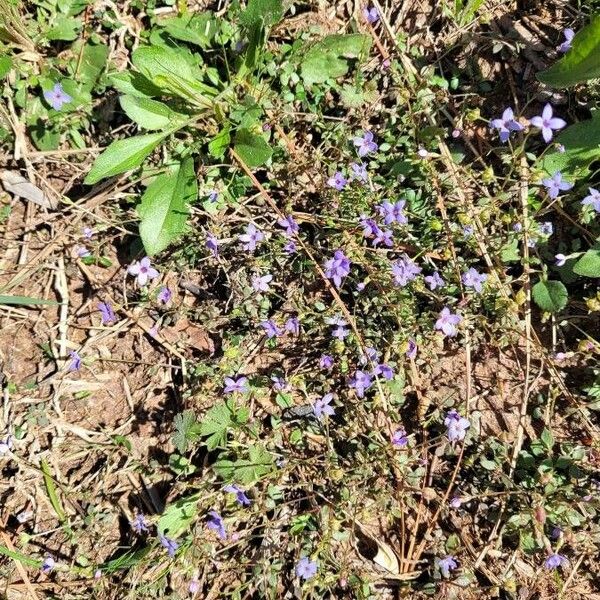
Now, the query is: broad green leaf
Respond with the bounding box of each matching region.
[540,110,600,178]
[240,0,284,27]
[70,42,109,86]
[300,34,372,85]
[537,16,600,87]
[0,56,12,79]
[158,493,200,537]
[84,131,168,184]
[109,72,163,98]
[46,16,81,41]
[234,128,272,167]
[172,410,202,453]
[0,295,58,306]
[157,12,218,48]
[573,248,600,277]
[532,280,568,312]
[138,157,196,255]
[199,400,235,450]
[208,125,231,158]
[213,444,275,485]
[119,95,183,130]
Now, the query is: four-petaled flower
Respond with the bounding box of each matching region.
[530,104,566,143]
[542,171,573,199]
[373,227,393,247]
[320,355,334,370]
[360,216,380,238]
[555,253,567,266]
[350,162,368,183]
[349,370,372,398]
[324,250,351,288]
[545,553,568,570]
[277,215,299,237]
[444,410,470,442]
[285,317,300,336]
[582,187,600,213]
[41,556,56,574]
[557,28,575,53]
[207,510,227,539]
[239,223,265,253]
[261,319,282,338]
[157,286,172,304]
[206,232,220,257]
[159,534,179,557]
[98,302,116,325]
[377,200,408,225]
[326,315,350,340]
[391,428,408,447]
[314,393,335,419]
[435,307,462,337]
[353,131,378,157]
[224,376,248,394]
[373,363,393,380]
[406,338,417,359]
[43,83,72,110]
[223,484,251,506]
[391,255,421,286]
[490,108,523,143]
[128,257,159,287]
[362,6,379,24]
[252,273,273,293]
[296,557,318,580]
[130,513,149,534]
[539,222,553,236]
[424,271,444,291]
[438,555,458,577]
[68,350,82,372]
[327,171,348,191]
[462,267,487,293]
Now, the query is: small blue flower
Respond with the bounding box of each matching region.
[43,83,71,110]
[295,556,318,580]
[223,484,251,506]
[207,510,226,539]
[438,555,458,577]
[159,534,179,557]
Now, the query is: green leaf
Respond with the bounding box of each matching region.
[300,34,372,86]
[537,16,600,87]
[101,547,151,573]
[84,131,168,184]
[500,238,520,263]
[0,545,42,568]
[72,42,109,86]
[208,125,231,158]
[540,111,600,178]
[46,15,81,41]
[41,459,66,523]
[532,280,568,312]
[240,0,284,27]
[199,401,236,450]
[119,95,183,130]
[213,444,275,485]
[0,295,58,306]
[157,12,218,48]
[234,128,272,167]
[157,493,200,537]
[0,56,12,79]
[138,157,196,255]
[109,71,163,98]
[573,247,600,277]
[172,410,201,453]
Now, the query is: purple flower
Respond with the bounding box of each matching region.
[557,28,575,53]
[189,577,200,594]
[373,363,393,380]
[326,315,349,340]
[435,307,461,337]
[43,83,71,110]
[438,555,458,577]
[159,534,179,557]
[223,484,251,506]
[417,147,429,158]
[157,286,172,304]
[261,319,282,339]
[320,354,334,370]
[239,223,265,253]
[252,273,273,293]
[424,271,444,291]
[41,556,55,573]
[449,496,462,509]
[285,317,300,335]
[327,171,347,191]
[373,227,393,247]
[350,162,368,183]
[360,216,380,238]
[224,376,248,394]
[324,250,351,288]
[377,200,408,225]
[444,410,470,442]
[68,350,82,372]
[542,171,573,199]
[83,227,93,239]
[314,393,335,419]
[359,346,380,366]
[98,301,116,325]
[555,254,567,267]
[462,267,487,293]
[406,339,417,359]
[545,553,568,570]
[530,104,566,143]
[490,107,523,143]
[391,255,421,286]
[130,513,149,533]
[271,376,289,391]
[283,240,297,254]
[463,225,474,238]
[539,221,553,236]
[76,246,90,258]
[207,510,226,539]
[277,215,299,237]
[128,256,159,287]
[582,187,600,212]
[353,131,378,157]
[349,370,372,398]
[0,435,13,455]
[392,428,408,446]
[207,190,219,203]
[206,232,219,256]
[296,556,318,580]
[362,6,379,24]
[513,222,523,232]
